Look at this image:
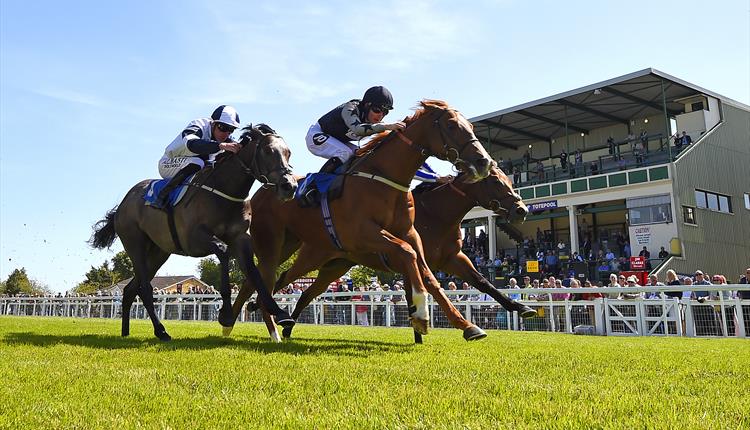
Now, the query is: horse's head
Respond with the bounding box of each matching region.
[455,165,528,222]
[408,100,493,183]
[238,124,297,201]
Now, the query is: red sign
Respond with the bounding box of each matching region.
[630,256,646,270]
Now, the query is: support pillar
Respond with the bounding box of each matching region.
[568,205,579,253]
[487,215,497,259]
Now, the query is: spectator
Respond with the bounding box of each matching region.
[523,149,531,166]
[574,149,583,175]
[665,269,683,299]
[645,274,665,299]
[536,161,545,183]
[590,161,599,175]
[607,135,616,156]
[620,275,643,299]
[633,131,645,166]
[559,150,568,170]
[673,132,683,151]
[658,246,669,259]
[508,278,521,301]
[680,131,692,146]
[513,167,521,184]
[571,251,583,262]
[740,268,750,300]
[693,270,711,302]
[352,286,370,326]
[639,246,652,269]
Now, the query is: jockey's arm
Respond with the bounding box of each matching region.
[413,162,441,183]
[182,126,228,155]
[341,100,387,137]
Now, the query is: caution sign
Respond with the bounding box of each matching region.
[526,260,539,273]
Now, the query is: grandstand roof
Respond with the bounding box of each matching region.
[470,68,749,150]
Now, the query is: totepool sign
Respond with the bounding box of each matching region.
[527,200,558,212]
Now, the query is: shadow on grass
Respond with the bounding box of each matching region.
[2,331,414,356]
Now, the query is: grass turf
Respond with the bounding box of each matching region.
[0,316,748,429]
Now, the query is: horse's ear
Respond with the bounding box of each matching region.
[256,123,276,135]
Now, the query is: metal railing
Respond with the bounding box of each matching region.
[2,286,748,338]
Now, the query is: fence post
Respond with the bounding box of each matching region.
[160,296,166,320]
[385,301,391,327]
[683,299,695,337]
[735,298,746,337]
[718,294,728,337]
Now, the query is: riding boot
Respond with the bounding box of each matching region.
[156,163,201,208]
[319,157,343,174]
[302,158,343,205]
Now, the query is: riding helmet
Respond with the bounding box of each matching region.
[361,86,394,110]
[211,105,241,128]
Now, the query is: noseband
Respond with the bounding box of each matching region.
[235,134,293,187]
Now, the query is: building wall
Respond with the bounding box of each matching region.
[668,103,750,277]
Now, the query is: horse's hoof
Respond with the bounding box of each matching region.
[518,305,537,318]
[155,324,171,341]
[222,326,234,337]
[463,326,487,341]
[246,301,259,313]
[410,318,428,335]
[276,314,296,329]
[218,308,234,328]
[156,331,172,342]
[281,326,293,339]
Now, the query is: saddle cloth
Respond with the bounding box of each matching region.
[143,174,197,209]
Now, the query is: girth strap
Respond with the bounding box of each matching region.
[321,194,344,250]
[350,171,409,193]
[166,206,185,254]
[199,184,246,202]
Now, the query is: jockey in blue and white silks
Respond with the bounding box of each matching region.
[155,105,242,208]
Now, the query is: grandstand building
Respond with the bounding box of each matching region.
[462,68,750,281]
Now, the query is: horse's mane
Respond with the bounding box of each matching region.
[411,181,442,195]
[355,99,452,156]
[214,123,275,164]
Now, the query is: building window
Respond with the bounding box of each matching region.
[744,193,749,210]
[683,206,696,225]
[695,189,732,214]
[627,194,672,226]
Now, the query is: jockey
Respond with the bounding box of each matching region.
[156,105,243,207]
[305,86,441,182]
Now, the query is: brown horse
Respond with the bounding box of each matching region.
[89,124,297,341]
[240,166,534,341]
[227,100,494,341]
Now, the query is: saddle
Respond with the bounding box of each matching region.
[143,174,197,209]
[295,162,349,208]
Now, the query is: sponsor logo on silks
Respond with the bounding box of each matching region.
[527,200,558,212]
[313,133,329,145]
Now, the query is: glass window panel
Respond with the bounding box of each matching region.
[744,193,750,210]
[683,206,696,224]
[695,190,707,208]
[707,193,719,211]
[718,195,730,213]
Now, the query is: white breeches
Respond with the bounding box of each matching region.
[158,156,205,179]
[305,123,359,163]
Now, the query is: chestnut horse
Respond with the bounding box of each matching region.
[227,100,494,341]
[239,167,535,341]
[90,124,297,341]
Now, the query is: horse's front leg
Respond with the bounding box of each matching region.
[354,223,430,334]
[211,236,236,328]
[442,251,536,318]
[282,259,353,339]
[403,228,486,341]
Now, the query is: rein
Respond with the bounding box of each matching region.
[348,107,476,193]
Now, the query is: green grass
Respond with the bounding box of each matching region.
[0,317,748,429]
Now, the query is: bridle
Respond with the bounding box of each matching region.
[235,133,293,187]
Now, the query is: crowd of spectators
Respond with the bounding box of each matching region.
[498,130,692,187]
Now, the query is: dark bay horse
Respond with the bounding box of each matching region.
[227,100,494,341]
[89,124,297,341]
[239,167,534,341]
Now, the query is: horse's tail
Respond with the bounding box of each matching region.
[89,206,119,249]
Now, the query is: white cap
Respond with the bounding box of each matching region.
[210,105,241,128]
